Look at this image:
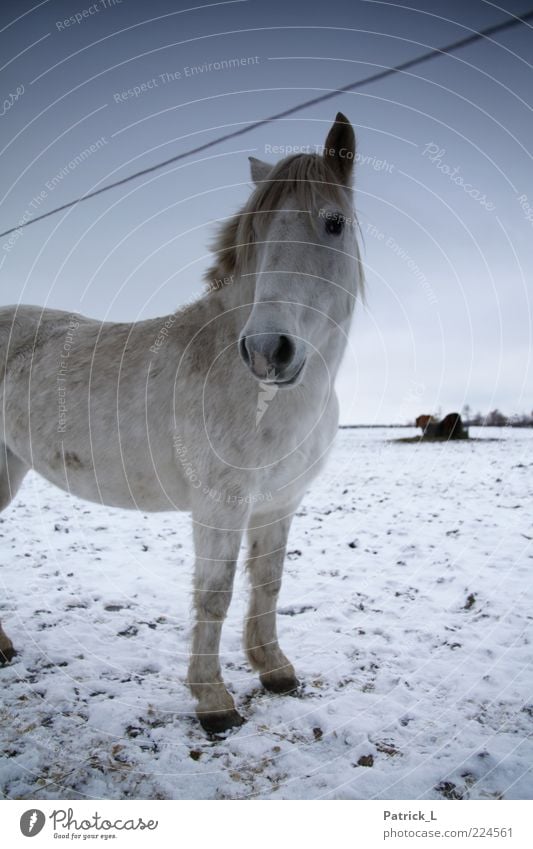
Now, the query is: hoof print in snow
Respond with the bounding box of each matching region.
[278,604,315,616]
[375,741,401,757]
[464,593,476,610]
[435,781,463,800]
[126,725,143,738]
[118,625,138,638]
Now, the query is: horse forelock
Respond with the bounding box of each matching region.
[204,153,355,292]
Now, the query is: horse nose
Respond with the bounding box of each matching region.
[239,333,296,380]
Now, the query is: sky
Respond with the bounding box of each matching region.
[1,0,532,424]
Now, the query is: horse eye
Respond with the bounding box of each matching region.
[325,213,344,235]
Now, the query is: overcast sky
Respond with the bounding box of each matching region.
[1,0,532,423]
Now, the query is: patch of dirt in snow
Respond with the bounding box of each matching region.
[1,427,532,799]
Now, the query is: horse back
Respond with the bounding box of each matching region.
[0,305,93,370]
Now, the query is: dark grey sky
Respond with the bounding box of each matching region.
[1,0,532,422]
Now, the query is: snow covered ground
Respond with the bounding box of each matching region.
[1,427,532,800]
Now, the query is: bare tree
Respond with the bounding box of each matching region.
[486,409,507,427]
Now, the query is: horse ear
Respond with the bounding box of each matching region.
[323,112,356,185]
[248,156,272,185]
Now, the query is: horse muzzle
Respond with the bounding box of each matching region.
[238,331,306,386]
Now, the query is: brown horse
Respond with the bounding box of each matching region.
[416,412,467,439]
[435,412,467,439]
[415,414,437,436]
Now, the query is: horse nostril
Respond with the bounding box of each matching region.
[239,332,297,378]
[239,336,250,365]
[272,335,295,369]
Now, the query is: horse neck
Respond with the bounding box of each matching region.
[176,272,255,336]
[212,273,256,317]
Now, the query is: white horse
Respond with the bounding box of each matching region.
[0,113,363,733]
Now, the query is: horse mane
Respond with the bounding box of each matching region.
[204,153,354,291]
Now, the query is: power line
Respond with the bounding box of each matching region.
[1,8,532,241]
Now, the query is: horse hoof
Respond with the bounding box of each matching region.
[0,644,16,665]
[260,671,300,695]
[198,709,245,735]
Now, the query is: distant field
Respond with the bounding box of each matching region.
[1,427,532,799]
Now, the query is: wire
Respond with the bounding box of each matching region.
[1,8,532,240]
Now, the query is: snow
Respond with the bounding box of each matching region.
[1,426,532,800]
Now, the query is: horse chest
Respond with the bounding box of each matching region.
[252,392,338,503]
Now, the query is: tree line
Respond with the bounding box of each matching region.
[461,405,532,427]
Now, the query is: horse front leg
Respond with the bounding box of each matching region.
[188,505,247,734]
[244,509,299,694]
